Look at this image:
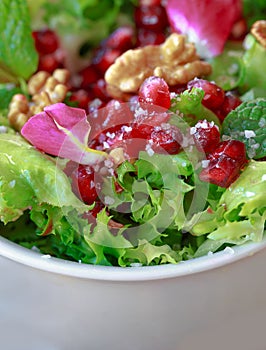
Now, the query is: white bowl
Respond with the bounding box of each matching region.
[1,235,266,350]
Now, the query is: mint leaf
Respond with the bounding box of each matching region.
[222,98,266,159]
[0,0,38,82]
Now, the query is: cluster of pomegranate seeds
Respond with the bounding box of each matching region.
[187,78,243,122]
[32,29,64,73]
[189,119,248,188]
[72,26,136,110]
[138,76,171,109]
[134,1,169,46]
[199,139,248,188]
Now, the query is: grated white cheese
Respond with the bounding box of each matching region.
[201,160,210,168]
[244,130,256,139]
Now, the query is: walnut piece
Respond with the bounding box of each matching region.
[8,69,70,131]
[251,20,266,48]
[105,33,212,99]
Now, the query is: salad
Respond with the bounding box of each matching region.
[0,0,265,267]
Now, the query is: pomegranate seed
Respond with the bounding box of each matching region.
[104,26,135,52]
[208,140,247,167]
[138,76,171,109]
[92,47,121,75]
[148,125,182,154]
[191,120,220,154]
[215,91,242,122]
[134,5,168,32]
[91,79,111,102]
[136,28,166,46]
[199,157,241,188]
[200,140,247,188]
[71,164,99,205]
[38,53,62,73]
[187,79,225,110]
[69,89,93,110]
[32,29,59,55]
[78,64,100,89]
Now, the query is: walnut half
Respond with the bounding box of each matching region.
[105,33,212,100]
[251,20,266,48]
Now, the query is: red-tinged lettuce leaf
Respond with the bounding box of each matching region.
[166,0,242,58]
[21,103,106,165]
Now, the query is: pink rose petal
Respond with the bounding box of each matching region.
[21,103,106,165]
[166,0,242,58]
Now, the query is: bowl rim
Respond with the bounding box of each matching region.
[1,235,266,281]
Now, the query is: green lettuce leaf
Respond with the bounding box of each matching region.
[0,133,88,224]
[119,239,180,266]
[239,34,266,95]
[219,160,266,217]
[0,0,38,82]
[192,161,266,256]
[207,42,245,90]
[170,87,221,126]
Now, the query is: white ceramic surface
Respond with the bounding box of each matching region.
[1,235,266,350]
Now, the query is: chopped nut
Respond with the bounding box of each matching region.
[28,71,50,95]
[105,33,212,99]
[251,20,266,48]
[8,94,30,131]
[8,69,70,131]
[109,147,127,165]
